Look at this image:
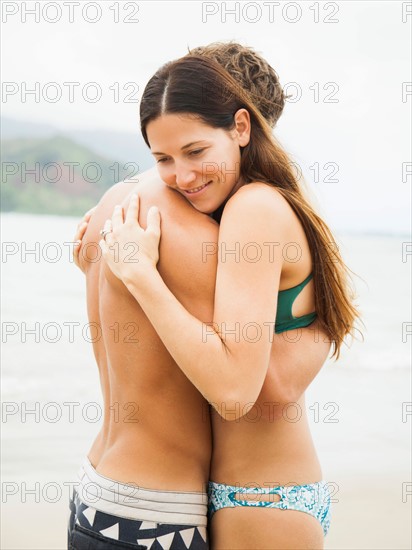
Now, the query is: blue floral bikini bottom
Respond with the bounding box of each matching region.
[208,479,332,537]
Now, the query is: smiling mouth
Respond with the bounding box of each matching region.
[184,182,212,194]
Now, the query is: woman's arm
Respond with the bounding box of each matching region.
[101,183,289,419]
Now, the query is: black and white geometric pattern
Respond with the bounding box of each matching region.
[68,489,208,549]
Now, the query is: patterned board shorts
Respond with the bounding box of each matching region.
[67,457,208,550]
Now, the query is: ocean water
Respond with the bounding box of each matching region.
[1,213,410,484]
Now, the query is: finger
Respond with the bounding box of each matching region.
[73,240,81,267]
[76,218,85,233]
[77,205,95,231]
[74,221,88,242]
[84,205,97,220]
[101,219,114,245]
[103,218,112,232]
[125,194,140,225]
[111,204,124,231]
[73,217,87,267]
[146,206,161,237]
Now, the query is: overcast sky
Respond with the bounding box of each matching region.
[2,0,411,234]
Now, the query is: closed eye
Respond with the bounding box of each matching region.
[156,148,205,163]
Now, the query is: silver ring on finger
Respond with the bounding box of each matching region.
[99,228,113,240]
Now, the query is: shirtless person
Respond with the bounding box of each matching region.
[68,169,218,549]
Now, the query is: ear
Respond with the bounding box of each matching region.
[233,108,251,147]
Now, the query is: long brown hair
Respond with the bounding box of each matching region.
[140,55,363,360]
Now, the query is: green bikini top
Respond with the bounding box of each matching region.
[275,272,317,334]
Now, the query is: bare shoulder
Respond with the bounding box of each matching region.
[95,169,217,232]
[226,181,291,211]
[222,182,293,237]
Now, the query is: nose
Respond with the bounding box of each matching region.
[174,161,197,189]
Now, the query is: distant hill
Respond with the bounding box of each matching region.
[1,134,145,216]
[1,115,153,167]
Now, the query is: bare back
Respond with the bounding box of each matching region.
[78,168,219,492]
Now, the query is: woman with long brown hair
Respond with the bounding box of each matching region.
[76,44,361,549]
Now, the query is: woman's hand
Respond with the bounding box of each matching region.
[99,194,161,285]
[73,206,97,271]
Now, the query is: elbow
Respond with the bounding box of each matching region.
[211,388,260,422]
[212,383,302,423]
[280,381,303,408]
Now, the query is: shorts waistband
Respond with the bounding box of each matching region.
[74,456,208,526]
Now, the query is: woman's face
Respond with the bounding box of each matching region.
[146,110,250,214]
